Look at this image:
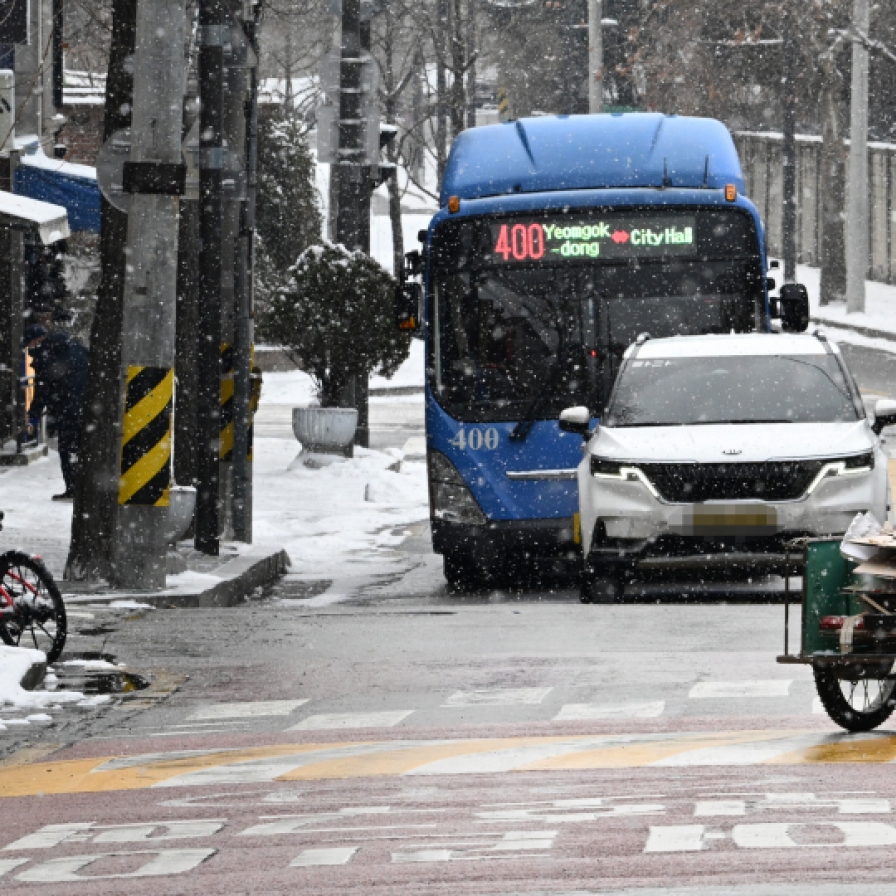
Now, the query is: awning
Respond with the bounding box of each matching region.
[13,146,101,233]
[0,190,70,244]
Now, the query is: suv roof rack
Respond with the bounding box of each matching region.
[635,332,651,345]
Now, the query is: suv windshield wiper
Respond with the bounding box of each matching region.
[688,418,793,425]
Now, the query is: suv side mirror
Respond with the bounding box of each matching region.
[873,399,896,435]
[778,283,810,332]
[395,281,422,333]
[559,406,592,439]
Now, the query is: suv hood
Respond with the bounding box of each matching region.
[590,420,874,463]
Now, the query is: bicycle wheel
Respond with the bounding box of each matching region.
[813,661,896,732]
[0,552,67,664]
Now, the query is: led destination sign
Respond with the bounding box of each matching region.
[489,215,697,263]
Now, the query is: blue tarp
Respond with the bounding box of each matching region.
[14,160,101,233]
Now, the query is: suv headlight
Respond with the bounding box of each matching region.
[428,451,487,525]
[590,456,659,498]
[806,451,876,495]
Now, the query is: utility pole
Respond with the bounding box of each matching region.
[846,0,869,314]
[781,4,797,282]
[233,4,261,543]
[334,0,366,446]
[110,0,186,589]
[588,0,603,114]
[195,0,226,555]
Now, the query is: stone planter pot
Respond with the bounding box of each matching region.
[292,407,358,458]
[164,485,196,545]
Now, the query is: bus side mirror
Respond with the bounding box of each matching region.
[559,406,592,439]
[396,281,422,334]
[873,399,896,435]
[778,283,809,332]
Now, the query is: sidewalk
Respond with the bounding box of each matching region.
[800,264,896,351]
[0,343,428,607]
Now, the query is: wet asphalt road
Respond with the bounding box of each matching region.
[3,339,896,894]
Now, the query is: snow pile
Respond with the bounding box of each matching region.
[253,441,428,578]
[0,645,84,722]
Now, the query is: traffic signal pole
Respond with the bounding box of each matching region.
[110,0,187,588]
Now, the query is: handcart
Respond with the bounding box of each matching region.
[779,537,896,732]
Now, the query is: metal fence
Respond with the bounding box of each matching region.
[734,131,896,284]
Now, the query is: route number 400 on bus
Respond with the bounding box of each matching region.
[448,428,500,451]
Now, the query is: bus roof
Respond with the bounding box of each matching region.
[440,113,745,207]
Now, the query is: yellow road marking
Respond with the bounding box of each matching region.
[773,735,896,764]
[280,737,578,781]
[520,731,794,771]
[5,731,896,799]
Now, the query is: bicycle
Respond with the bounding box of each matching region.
[0,511,68,663]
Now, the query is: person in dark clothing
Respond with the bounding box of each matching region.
[24,325,89,501]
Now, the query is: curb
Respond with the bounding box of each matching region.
[370,385,424,396]
[811,316,896,345]
[19,657,46,691]
[66,548,291,609]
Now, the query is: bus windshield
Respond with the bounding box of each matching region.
[430,208,764,423]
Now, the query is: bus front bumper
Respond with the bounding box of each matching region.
[431,517,580,561]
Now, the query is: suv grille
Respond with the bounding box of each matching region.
[639,460,827,503]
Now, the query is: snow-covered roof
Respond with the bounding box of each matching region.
[18,145,96,182]
[0,190,70,243]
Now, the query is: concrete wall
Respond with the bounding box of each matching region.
[734,131,896,284]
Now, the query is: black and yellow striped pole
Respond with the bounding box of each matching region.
[109,0,186,589]
[118,367,174,508]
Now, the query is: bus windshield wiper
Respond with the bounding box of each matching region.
[509,362,564,442]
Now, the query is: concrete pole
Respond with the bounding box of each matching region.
[781,4,797,283]
[588,0,603,114]
[846,0,869,314]
[111,0,186,589]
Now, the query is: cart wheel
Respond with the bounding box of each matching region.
[813,662,896,732]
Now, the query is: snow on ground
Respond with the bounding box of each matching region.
[370,338,424,390]
[260,338,424,407]
[802,264,896,348]
[0,454,70,543]
[0,645,84,721]
[252,440,427,579]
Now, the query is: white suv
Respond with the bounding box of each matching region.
[560,332,896,603]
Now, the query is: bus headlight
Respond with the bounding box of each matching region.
[428,451,487,525]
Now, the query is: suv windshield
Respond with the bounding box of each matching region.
[430,209,764,423]
[605,354,861,427]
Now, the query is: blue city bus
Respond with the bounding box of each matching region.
[398,113,783,589]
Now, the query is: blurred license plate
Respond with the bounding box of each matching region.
[671,504,779,535]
